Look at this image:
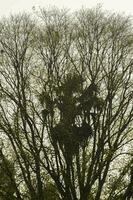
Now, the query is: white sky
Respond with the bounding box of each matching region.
[0,0,133,17]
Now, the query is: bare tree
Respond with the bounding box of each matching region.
[0,13,43,200]
[0,7,132,200]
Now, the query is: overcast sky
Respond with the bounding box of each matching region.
[0,0,133,17]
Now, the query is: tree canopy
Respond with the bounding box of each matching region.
[0,6,132,200]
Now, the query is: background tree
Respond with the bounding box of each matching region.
[0,6,132,200]
[0,148,17,200]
